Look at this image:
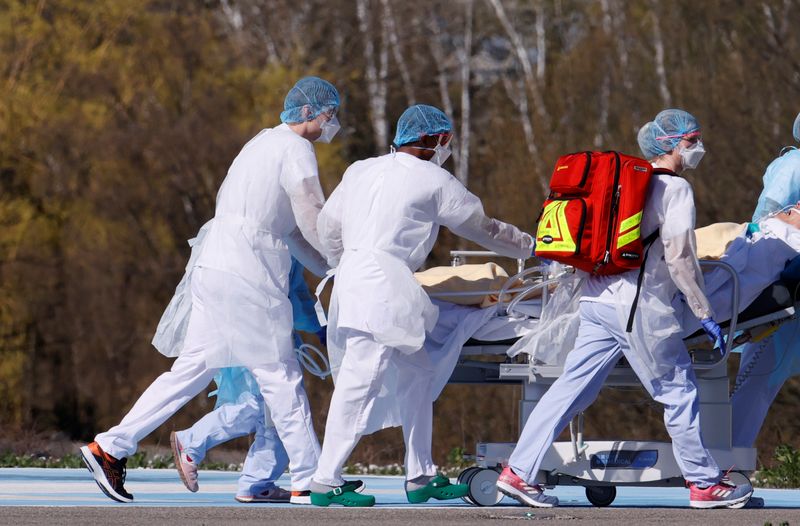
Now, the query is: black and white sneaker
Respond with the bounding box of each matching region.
[79,442,134,503]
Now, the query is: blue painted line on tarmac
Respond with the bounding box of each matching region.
[0,468,798,508]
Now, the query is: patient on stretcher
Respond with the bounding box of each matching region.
[678,205,800,334]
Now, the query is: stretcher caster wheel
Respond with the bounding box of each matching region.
[465,468,503,506]
[457,467,482,505]
[585,485,616,507]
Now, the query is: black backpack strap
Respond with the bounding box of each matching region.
[626,229,660,333]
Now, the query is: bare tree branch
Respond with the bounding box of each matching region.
[381,0,415,105]
[502,77,547,193]
[486,0,551,128]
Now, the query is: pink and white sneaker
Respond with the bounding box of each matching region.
[688,479,753,509]
[496,466,558,508]
[170,431,199,493]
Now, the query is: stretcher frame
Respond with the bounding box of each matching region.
[442,251,795,507]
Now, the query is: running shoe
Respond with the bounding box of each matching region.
[496,466,558,508]
[235,487,292,503]
[290,490,312,504]
[79,442,133,503]
[688,479,753,509]
[170,431,198,492]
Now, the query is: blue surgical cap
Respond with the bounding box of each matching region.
[637,109,701,159]
[393,104,452,147]
[793,111,800,142]
[280,76,340,124]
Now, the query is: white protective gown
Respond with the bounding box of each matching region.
[319,152,532,370]
[581,170,712,380]
[156,123,328,368]
[96,125,327,491]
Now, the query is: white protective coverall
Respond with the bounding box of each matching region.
[95,124,327,490]
[313,151,533,485]
[508,170,723,487]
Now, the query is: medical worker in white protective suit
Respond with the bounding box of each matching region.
[79,77,340,504]
[731,111,800,449]
[309,104,534,507]
[169,258,359,503]
[497,109,754,509]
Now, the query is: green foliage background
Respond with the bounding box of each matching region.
[0,0,799,471]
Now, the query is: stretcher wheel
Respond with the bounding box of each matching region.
[585,485,616,507]
[465,468,503,506]
[457,467,482,505]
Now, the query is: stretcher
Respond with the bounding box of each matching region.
[442,251,799,507]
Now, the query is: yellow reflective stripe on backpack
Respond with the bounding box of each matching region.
[616,210,643,249]
[619,211,642,234]
[536,201,577,253]
[616,226,641,249]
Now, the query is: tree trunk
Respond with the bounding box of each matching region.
[357,0,389,150]
[455,0,474,188]
[380,0,415,105]
[649,0,672,107]
[425,17,455,134]
[535,0,546,83]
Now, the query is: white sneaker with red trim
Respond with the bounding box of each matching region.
[170,431,199,493]
[688,479,753,509]
[496,466,558,508]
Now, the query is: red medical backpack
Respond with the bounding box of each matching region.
[534,151,655,275]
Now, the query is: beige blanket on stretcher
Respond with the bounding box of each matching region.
[695,222,747,260]
[414,262,516,307]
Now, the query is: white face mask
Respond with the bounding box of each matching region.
[679,140,705,170]
[409,137,452,166]
[316,115,340,143]
[430,142,452,166]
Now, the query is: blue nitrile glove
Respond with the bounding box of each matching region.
[316,327,327,347]
[700,317,727,356]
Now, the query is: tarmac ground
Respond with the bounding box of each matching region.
[1,468,798,525]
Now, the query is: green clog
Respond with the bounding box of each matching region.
[310,481,376,507]
[406,474,469,503]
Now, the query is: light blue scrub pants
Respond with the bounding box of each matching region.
[175,392,290,497]
[508,301,721,486]
[731,318,800,448]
